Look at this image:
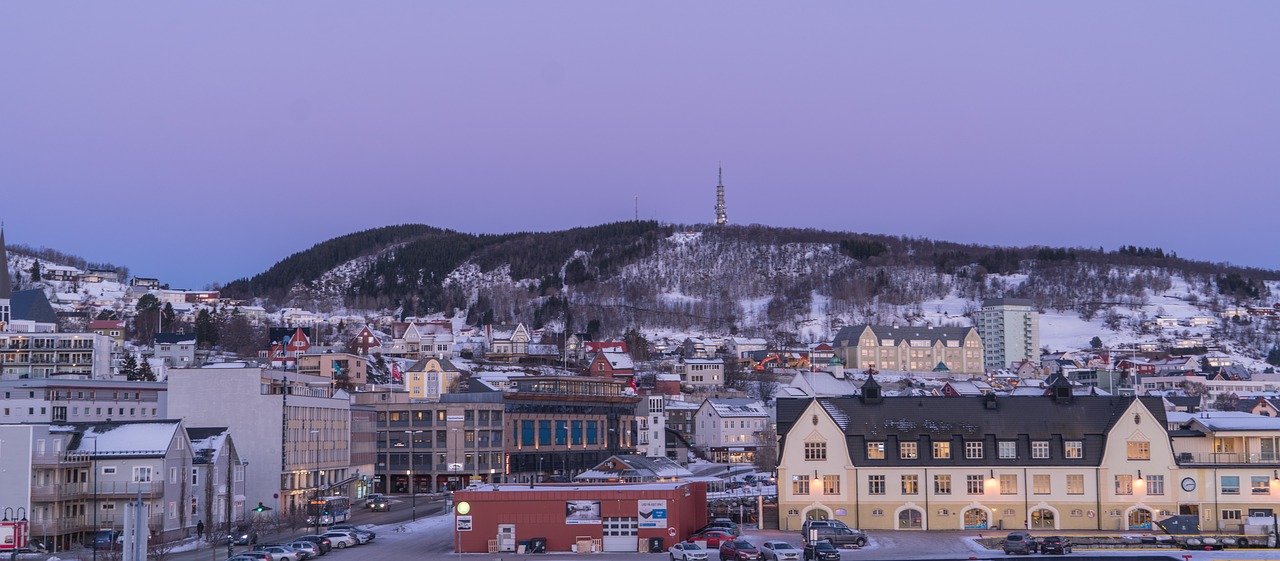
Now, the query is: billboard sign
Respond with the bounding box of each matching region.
[565,500,602,524]
[638,500,667,528]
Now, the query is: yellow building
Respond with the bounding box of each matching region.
[406,356,461,400]
[774,376,1237,532]
[832,325,985,375]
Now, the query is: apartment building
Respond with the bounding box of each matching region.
[833,325,984,375]
[0,379,168,424]
[694,398,770,463]
[775,376,1280,532]
[975,298,1040,371]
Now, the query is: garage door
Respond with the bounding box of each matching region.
[602,517,637,552]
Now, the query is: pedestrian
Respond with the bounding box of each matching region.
[196,521,204,540]
[226,536,233,557]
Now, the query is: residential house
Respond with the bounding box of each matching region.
[676,357,726,389]
[682,337,721,358]
[726,337,768,360]
[693,398,769,463]
[486,323,531,362]
[187,427,248,536]
[585,351,635,379]
[348,325,384,356]
[939,379,994,396]
[404,357,462,401]
[392,320,455,359]
[1167,412,1280,531]
[297,352,371,387]
[42,264,81,282]
[833,325,985,375]
[153,332,197,368]
[82,269,121,283]
[89,319,128,351]
[266,327,311,369]
[131,277,161,290]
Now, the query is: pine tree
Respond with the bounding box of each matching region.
[1267,346,1280,368]
[120,354,139,378]
[28,261,42,282]
[195,309,218,348]
[136,359,156,382]
[1089,336,1103,349]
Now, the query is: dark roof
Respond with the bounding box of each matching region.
[11,289,58,324]
[778,395,1166,468]
[832,324,977,347]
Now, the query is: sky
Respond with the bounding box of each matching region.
[2,2,1278,289]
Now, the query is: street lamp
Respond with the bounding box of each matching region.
[405,430,423,521]
[309,429,320,536]
[1272,470,1279,548]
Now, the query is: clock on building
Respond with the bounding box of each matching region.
[1181,477,1196,492]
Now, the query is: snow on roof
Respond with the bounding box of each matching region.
[1186,411,1280,432]
[479,482,690,493]
[63,420,181,457]
[705,398,768,418]
[600,351,634,370]
[655,373,681,382]
[818,399,850,430]
[792,371,859,397]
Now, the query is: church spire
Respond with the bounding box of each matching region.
[714,164,727,226]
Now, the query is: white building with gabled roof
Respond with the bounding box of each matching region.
[694,398,770,463]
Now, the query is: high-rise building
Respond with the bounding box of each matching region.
[975,298,1040,371]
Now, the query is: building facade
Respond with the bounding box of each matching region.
[0,379,168,424]
[975,298,1040,372]
[833,325,984,375]
[506,377,640,483]
[694,398,769,463]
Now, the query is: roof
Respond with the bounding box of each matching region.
[702,398,768,418]
[832,324,977,347]
[596,351,634,370]
[59,420,183,458]
[11,289,58,324]
[155,332,197,345]
[89,319,127,330]
[575,454,694,480]
[777,395,1166,468]
[790,371,859,397]
[187,427,231,465]
[1183,411,1280,432]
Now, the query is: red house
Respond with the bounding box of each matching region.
[585,351,635,379]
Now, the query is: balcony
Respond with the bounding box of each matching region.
[31,482,91,502]
[95,481,159,497]
[1177,451,1280,466]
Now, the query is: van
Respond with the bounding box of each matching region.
[806,526,868,548]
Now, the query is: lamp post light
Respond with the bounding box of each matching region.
[405,430,423,521]
[1273,470,1279,549]
[309,429,320,536]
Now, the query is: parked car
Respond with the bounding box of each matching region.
[253,545,304,561]
[227,556,270,561]
[802,541,841,561]
[330,525,375,541]
[287,541,322,558]
[295,536,332,555]
[719,539,762,561]
[800,519,849,537]
[1003,532,1039,555]
[319,531,357,549]
[1038,536,1072,555]
[668,542,709,561]
[695,522,741,537]
[688,529,735,549]
[365,494,390,511]
[809,526,868,548]
[759,540,802,561]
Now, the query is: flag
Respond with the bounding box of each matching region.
[391,362,402,382]
[332,360,344,378]
[629,375,637,392]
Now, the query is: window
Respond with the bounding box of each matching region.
[587,421,598,445]
[823,475,840,495]
[900,442,918,460]
[1033,474,1051,494]
[1066,474,1084,495]
[133,467,153,483]
[1031,441,1049,459]
[571,421,583,445]
[998,441,1017,459]
[966,475,984,495]
[867,442,885,460]
[520,420,535,446]
[933,441,951,459]
[805,442,827,461]
[1147,475,1164,495]
[965,441,983,459]
[1064,441,1083,459]
[1221,476,1240,495]
[868,474,885,495]
[102,467,117,475]
[1127,441,1150,460]
[999,474,1017,495]
[1251,476,1270,495]
[555,421,568,445]
[934,474,951,495]
[1222,509,1242,521]
[1115,474,1133,495]
[191,468,198,486]
[901,474,918,495]
[793,475,810,495]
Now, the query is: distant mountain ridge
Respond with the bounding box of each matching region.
[219,222,1278,351]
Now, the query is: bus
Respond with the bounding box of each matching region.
[305,496,352,526]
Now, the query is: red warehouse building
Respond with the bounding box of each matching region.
[453,482,708,553]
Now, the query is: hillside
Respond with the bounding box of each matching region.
[218,222,1280,363]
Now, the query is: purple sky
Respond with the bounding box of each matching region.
[3,3,1278,289]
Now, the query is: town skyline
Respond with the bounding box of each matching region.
[4,3,1278,288]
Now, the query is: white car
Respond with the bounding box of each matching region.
[759,540,802,561]
[669,542,709,561]
[254,545,302,561]
[319,531,357,548]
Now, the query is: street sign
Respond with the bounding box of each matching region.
[448,463,464,472]
[456,516,472,532]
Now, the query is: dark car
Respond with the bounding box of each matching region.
[232,526,259,546]
[1038,536,1072,555]
[1002,532,1038,555]
[809,526,867,548]
[295,536,332,555]
[365,494,390,511]
[719,539,762,561]
[803,541,840,561]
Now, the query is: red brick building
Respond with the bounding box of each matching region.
[454,482,707,553]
